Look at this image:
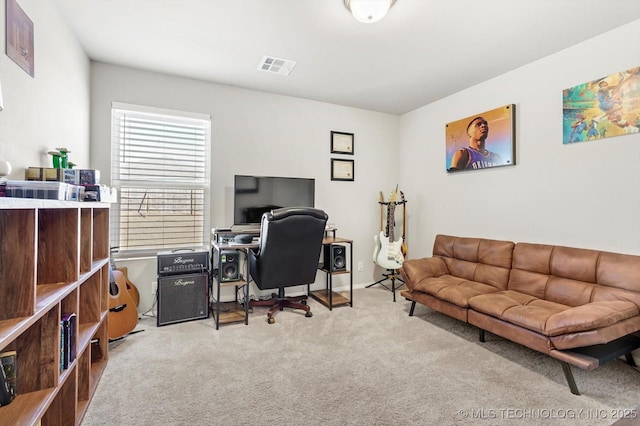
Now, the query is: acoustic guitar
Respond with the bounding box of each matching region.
[399,191,408,258]
[116,266,140,307]
[108,259,138,340]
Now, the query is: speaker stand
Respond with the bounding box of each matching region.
[366,269,405,302]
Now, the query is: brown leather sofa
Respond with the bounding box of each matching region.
[399,234,640,394]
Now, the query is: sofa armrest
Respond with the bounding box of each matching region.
[399,257,448,291]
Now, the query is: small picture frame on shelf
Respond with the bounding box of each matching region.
[331,131,354,155]
[331,159,354,181]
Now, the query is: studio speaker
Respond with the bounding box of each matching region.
[157,273,208,326]
[324,244,346,272]
[219,249,240,282]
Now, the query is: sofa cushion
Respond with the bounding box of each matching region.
[545,276,595,307]
[545,301,639,336]
[434,235,514,269]
[469,290,566,333]
[592,285,640,309]
[511,243,553,274]
[469,290,639,336]
[414,276,500,308]
[510,243,640,311]
[550,246,599,283]
[433,235,514,290]
[595,251,640,308]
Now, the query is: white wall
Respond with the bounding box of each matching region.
[398,19,640,259]
[90,63,399,312]
[0,0,90,177]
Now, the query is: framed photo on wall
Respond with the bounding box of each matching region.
[6,0,34,77]
[331,159,354,181]
[445,104,516,172]
[331,131,354,155]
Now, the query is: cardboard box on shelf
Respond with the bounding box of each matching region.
[26,167,100,185]
[25,167,64,182]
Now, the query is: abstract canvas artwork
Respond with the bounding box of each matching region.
[562,67,639,144]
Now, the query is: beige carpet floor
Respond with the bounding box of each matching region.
[82,287,640,425]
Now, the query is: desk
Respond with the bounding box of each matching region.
[210,240,257,329]
[211,230,353,327]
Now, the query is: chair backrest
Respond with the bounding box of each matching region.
[250,207,328,290]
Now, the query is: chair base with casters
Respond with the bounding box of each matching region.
[249,288,312,324]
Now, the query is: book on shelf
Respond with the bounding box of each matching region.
[60,313,77,370]
[59,323,64,372]
[0,360,12,406]
[90,338,103,362]
[0,350,17,406]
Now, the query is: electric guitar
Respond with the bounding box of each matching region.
[108,258,138,340]
[374,188,405,270]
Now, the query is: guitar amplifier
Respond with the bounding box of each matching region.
[157,272,209,326]
[157,249,209,276]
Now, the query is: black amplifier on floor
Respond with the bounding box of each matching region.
[157,272,209,326]
[157,249,209,276]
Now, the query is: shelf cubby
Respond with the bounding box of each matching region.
[79,271,102,326]
[42,364,77,426]
[0,208,36,320]
[37,208,79,285]
[80,208,93,274]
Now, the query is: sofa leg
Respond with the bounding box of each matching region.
[479,329,485,343]
[408,301,416,316]
[625,353,637,367]
[560,362,581,395]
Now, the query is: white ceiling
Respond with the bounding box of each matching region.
[54,0,640,115]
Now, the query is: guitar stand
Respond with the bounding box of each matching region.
[366,269,405,302]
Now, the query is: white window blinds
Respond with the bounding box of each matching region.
[111,103,211,254]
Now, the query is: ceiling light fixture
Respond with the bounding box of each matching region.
[344,0,396,24]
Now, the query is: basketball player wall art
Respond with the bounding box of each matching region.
[446,104,516,172]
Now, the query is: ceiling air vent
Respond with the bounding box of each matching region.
[258,56,296,76]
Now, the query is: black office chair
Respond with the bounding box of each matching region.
[248,207,328,324]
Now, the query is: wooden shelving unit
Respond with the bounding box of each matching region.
[0,199,110,426]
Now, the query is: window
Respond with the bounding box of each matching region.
[111,102,211,255]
